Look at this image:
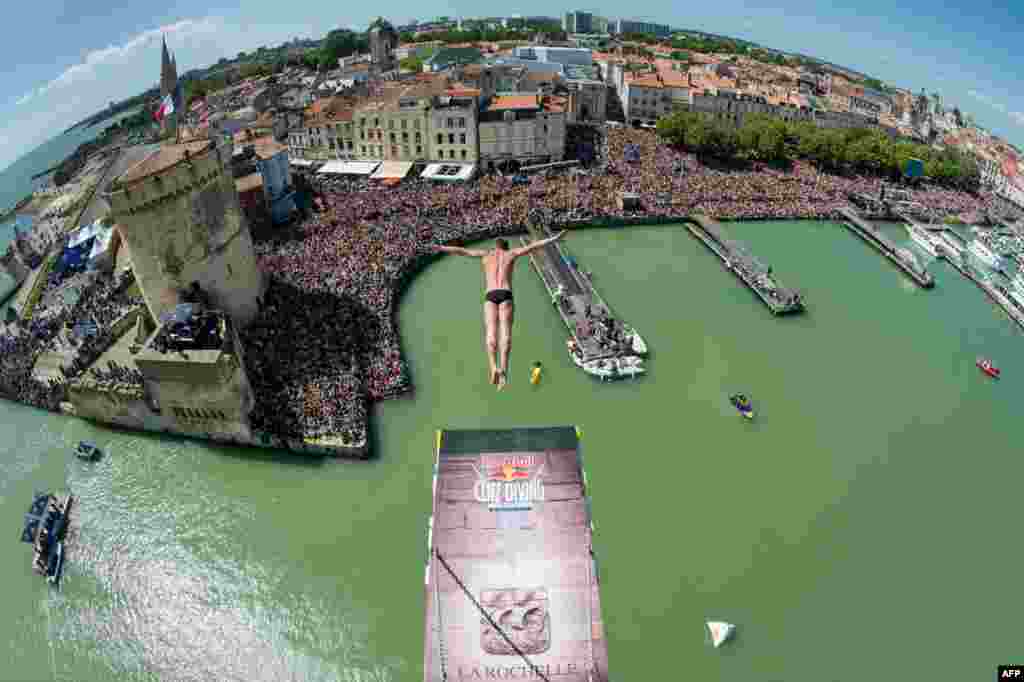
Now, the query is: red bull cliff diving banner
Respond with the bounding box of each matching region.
[424,427,610,682]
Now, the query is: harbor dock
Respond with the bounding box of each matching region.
[424,426,609,682]
[838,207,935,288]
[686,215,805,314]
[521,226,643,367]
[941,253,1024,332]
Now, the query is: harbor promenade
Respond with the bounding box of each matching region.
[838,207,935,288]
[686,215,805,315]
[521,226,619,364]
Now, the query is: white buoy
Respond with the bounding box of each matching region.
[707,621,735,648]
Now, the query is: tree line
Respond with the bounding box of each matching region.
[656,111,981,191]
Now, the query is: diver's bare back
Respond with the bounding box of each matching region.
[483,249,518,293]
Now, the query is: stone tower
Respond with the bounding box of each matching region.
[105,138,264,327]
[368,17,398,74]
[159,37,179,139]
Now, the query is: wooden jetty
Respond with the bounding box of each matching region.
[424,426,609,682]
[686,215,805,314]
[521,227,636,365]
[838,207,935,288]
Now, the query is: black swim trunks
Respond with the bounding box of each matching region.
[485,289,514,305]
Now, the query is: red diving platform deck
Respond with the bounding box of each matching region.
[423,426,609,682]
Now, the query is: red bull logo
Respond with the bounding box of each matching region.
[474,455,545,510]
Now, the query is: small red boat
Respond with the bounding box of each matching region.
[976,357,1000,379]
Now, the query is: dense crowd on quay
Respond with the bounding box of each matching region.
[0,269,143,409]
[3,125,1023,451]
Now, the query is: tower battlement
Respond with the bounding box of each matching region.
[104,139,264,328]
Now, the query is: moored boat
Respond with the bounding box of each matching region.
[624,326,648,356]
[906,224,939,257]
[976,357,1000,379]
[967,240,1002,268]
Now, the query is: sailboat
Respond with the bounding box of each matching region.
[707,621,736,648]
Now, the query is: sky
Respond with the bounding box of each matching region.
[1,0,1022,171]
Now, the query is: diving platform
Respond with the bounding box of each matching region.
[424,426,609,682]
[838,207,935,288]
[687,215,805,314]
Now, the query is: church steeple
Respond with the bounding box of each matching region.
[160,36,176,99]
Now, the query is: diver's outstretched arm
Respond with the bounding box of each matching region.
[513,231,566,257]
[434,245,488,257]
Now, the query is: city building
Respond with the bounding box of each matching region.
[512,46,593,66]
[105,138,265,327]
[478,93,567,171]
[611,19,672,37]
[563,11,593,34]
[563,65,608,124]
[428,92,480,163]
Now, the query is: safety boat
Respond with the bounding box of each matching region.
[75,440,101,461]
[707,621,736,648]
[976,357,1000,379]
[729,393,755,419]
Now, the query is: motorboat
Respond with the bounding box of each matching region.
[967,240,1002,268]
[729,394,755,419]
[707,621,736,648]
[976,357,1000,379]
[906,224,939,257]
[582,356,645,381]
[75,440,101,461]
[624,326,648,356]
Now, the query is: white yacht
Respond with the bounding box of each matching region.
[707,621,736,648]
[967,239,1002,268]
[906,224,939,257]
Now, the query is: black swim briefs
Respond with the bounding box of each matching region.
[485,289,514,305]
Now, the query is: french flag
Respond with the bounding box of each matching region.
[154,94,175,122]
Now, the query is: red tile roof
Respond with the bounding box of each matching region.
[486,94,540,111]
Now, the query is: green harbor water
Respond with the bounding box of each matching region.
[1,221,1021,681]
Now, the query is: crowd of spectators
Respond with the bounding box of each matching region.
[241,124,1023,446]
[3,124,1022,449]
[0,269,144,409]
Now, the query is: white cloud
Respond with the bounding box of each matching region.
[33,18,219,98]
[14,92,33,106]
[1010,111,1024,127]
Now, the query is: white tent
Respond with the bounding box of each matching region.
[420,163,476,183]
[317,161,380,176]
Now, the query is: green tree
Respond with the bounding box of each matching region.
[400,56,424,72]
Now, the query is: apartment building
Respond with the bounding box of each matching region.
[478,94,567,170]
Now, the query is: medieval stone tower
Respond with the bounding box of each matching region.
[105,138,264,327]
[368,17,398,75]
[160,37,179,139]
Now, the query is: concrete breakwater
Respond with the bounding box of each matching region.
[687,214,805,315]
[838,207,935,288]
